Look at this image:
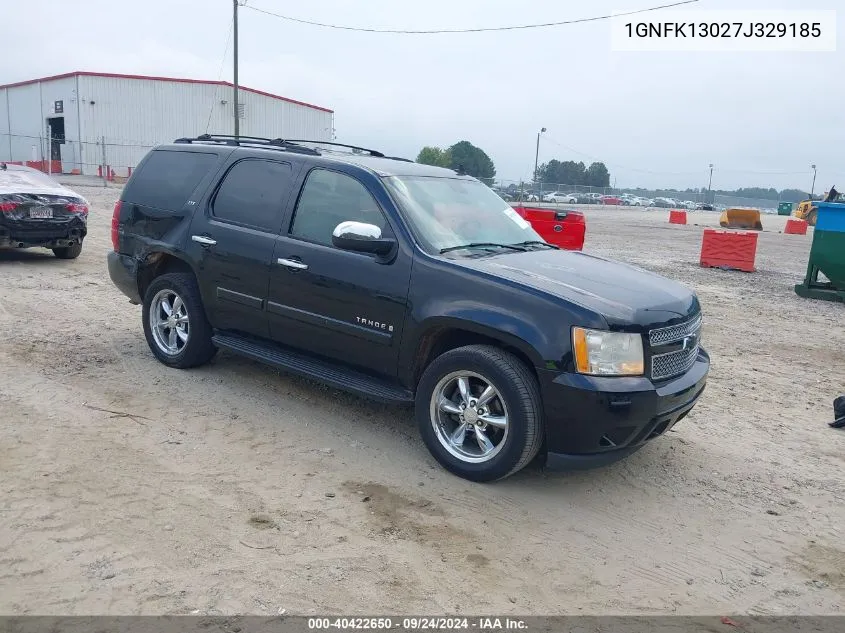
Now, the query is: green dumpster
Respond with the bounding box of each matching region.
[795,201,845,303]
[777,201,793,215]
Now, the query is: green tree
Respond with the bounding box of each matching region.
[584,162,611,188]
[447,141,496,181]
[538,160,587,186]
[780,188,809,202]
[416,146,452,168]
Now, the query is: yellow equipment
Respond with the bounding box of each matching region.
[719,207,763,230]
[794,200,818,226]
[795,189,844,227]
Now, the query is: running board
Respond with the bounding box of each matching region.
[212,333,414,404]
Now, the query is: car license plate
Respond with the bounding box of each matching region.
[29,207,53,219]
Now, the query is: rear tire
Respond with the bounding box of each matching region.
[142,272,217,368]
[416,344,543,482]
[52,242,83,259]
[807,209,818,226]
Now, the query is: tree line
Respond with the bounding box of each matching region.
[625,186,812,203]
[536,160,611,188]
[416,143,812,202]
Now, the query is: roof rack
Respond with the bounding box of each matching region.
[171,135,416,163]
[173,134,319,156]
[283,140,386,158]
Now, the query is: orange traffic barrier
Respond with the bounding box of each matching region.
[784,218,808,235]
[700,229,758,273]
[669,209,687,225]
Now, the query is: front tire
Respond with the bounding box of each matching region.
[416,345,543,482]
[52,242,83,259]
[142,272,217,368]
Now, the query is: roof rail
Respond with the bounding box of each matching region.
[283,140,386,158]
[173,134,319,156]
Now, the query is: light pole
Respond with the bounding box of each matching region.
[810,164,817,198]
[233,0,240,137]
[533,127,546,186]
[707,163,713,202]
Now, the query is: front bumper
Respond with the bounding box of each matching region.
[539,348,710,469]
[107,251,142,303]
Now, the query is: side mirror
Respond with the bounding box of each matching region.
[331,221,395,256]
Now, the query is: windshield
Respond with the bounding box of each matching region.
[384,176,542,253]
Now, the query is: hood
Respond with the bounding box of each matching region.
[448,249,699,327]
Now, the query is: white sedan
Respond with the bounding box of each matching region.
[543,192,577,203]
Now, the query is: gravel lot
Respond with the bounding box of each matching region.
[1,187,843,615]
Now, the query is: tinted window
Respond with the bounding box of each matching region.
[124,150,217,210]
[212,159,292,231]
[290,169,385,246]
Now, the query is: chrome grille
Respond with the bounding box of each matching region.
[651,344,699,381]
[649,314,702,347]
[649,314,702,381]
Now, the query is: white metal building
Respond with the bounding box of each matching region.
[0,71,334,177]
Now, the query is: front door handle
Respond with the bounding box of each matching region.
[277,258,308,271]
[192,235,217,246]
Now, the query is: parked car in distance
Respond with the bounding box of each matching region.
[0,162,88,258]
[108,135,709,482]
[493,188,514,201]
[599,195,623,206]
[695,203,714,211]
[578,192,603,204]
[542,191,577,203]
[653,197,674,208]
[515,191,540,202]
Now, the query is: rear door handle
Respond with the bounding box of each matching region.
[277,258,308,271]
[192,235,217,246]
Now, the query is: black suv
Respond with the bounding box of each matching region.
[108,135,709,482]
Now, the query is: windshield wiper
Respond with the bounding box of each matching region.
[440,242,528,254]
[511,240,559,250]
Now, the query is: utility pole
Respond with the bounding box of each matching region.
[810,164,817,198]
[233,0,240,138]
[707,163,713,201]
[533,127,546,186]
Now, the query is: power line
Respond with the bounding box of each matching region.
[542,136,818,177]
[205,16,235,133]
[542,136,702,176]
[243,0,699,34]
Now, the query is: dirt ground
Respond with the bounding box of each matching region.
[1,187,843,616]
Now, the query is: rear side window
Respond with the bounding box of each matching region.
[212,159,292,231]
[124,150,217,210]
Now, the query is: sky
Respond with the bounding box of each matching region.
[2,0,843,191]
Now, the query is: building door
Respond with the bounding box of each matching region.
[46,117,65,170]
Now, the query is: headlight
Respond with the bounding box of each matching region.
[572,327,644,376]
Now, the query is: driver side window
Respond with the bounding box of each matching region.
[290,168,386,246]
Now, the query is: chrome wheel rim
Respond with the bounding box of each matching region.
[149,289,189,356]
[430,371,509,464]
